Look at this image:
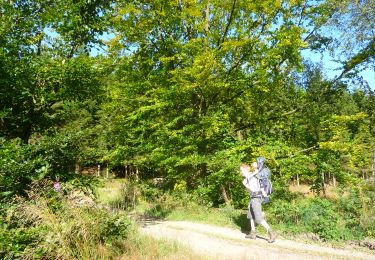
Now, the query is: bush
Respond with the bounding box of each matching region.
[0,133,88,201]
[267,193,372,241]
[0,182,131,259]
[0,138,46,200]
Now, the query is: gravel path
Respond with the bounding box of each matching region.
[140,220,375,260]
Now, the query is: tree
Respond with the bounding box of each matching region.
[100,1,336,203]
[0,0,110,142]
[308,0,375,80]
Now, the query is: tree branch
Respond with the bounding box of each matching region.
[204,0,210,35]
[217,0,237,48]
[235,107,301,132]
[297,0,308,27]
[226,45,254,77]
[333,37,375,82]
[274,145,319,160]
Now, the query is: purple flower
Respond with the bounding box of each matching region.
[53,182,61,192]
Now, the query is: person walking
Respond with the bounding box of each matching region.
[240,159,276,243]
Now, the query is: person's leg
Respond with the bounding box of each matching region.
[250,218,256,231]
[245,217,256,239]
[260,220,271,231]
[252,198,277,243]
[245,201,257,239]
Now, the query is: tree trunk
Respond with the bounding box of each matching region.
[22,122,32,144]
[296,173,300,187]
[321,171,326,196]
[221,185,230,205]
[328,172,331,185]
[75,164,80,174]
[125,165,128,179]
[135,167,139,182]
[237,130,244,140]
[205,0,210,34]
[333,173,336,187]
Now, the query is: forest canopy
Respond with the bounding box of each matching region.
[0,0,374,205]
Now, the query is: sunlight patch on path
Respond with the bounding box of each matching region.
[140,221,374,260]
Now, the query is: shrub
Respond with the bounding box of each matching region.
[0,138,45,200]
[0,182,131,259]
[0,134,89,201]
[267,193,372,241]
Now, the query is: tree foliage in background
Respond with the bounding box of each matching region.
[0,0,374,212]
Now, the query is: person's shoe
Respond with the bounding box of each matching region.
[268,230,277,243]
[245,231,256,239]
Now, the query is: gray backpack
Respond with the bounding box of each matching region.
[256,157,273,203]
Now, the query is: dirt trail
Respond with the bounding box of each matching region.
[140,220,375,260]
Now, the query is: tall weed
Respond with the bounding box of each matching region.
[0,181,131,259]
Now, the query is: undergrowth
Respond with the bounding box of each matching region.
[7,177,368,259]
[105,179,374,244]
[0,178,199,259]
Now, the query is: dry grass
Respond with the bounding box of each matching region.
[118,234,203,260]
[16,196,115,259]
[96,178,128,204]
[288,184,342,199]
[94,179,205,259]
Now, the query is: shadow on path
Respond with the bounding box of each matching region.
[232,212,269,242]
[137,214,166,227]
[232,212,249,234]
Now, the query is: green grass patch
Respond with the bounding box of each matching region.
[95,178,374,245]
[167,204,243,228]
[122,230,205,259]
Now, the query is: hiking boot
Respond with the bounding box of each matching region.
[245,231,256,239]
[268,230,277,243]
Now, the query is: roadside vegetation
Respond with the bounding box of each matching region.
[0,178,201,259]
[97,179,374,245]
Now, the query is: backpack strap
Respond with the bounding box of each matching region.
[251,191,263,198]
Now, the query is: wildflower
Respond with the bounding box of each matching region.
[53,181,61,192]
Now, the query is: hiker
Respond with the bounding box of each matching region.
[240,159,276,243]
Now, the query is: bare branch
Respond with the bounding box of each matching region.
[204,0,210,35]
[287,146,318,158]
[297,0,308,27]
[217,0,237,48]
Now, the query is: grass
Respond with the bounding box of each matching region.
[95,178,271,237]
[6,194,127,259]
[95,178,204,259]
[96,178,128,205]
[2,178,202,259]
[167,204,246,229]
[121,231,205,260]
[289,184,340,199]
[95,178,374,251]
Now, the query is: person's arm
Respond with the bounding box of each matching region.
[242,178,251,192]
[243,171,258,192]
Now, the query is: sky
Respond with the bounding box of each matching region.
[301,49,375,90]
